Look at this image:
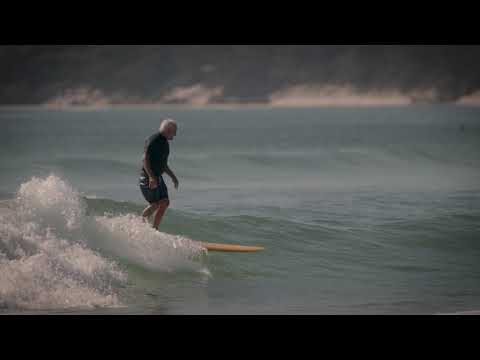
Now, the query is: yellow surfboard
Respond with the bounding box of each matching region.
[197,242,265,253]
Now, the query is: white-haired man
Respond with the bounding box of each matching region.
[139,119,179,230]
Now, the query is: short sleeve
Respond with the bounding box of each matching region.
[145,137,155,157]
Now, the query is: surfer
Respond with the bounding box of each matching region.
[139,119,179,230]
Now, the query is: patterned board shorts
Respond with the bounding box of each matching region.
[139,175,169,204]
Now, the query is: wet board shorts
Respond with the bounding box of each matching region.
[139,175,169,204]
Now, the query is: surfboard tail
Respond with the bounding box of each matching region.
[197,242,265,253]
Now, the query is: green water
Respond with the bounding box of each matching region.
[1,106,480,314]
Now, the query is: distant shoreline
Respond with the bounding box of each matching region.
[1,103,478,112]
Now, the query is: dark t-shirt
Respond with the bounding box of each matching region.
[142,133,169,177]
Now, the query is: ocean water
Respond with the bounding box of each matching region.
[1,106,480,315]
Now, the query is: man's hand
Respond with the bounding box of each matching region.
[149,177,159,189]
[165,165,179,190]
[172,176,179,190]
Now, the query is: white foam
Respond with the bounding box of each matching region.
[94,214,207,273]
[0,175,123,310]
[0,252,122,310]
[0,175,209,311]
[0,208,125,310]
[16,175,86,232]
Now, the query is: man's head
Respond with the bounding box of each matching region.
[159,118,178,140]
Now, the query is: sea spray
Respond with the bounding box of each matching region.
[0,176,125,309]
[0,175,208,311]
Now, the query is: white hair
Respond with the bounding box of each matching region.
[159,118,177,133]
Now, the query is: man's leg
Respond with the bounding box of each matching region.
[152,199,170,230]
[142,203,159,223]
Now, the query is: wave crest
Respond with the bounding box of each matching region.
[0,175,207,311]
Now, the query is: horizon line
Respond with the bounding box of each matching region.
[1,102,477,111]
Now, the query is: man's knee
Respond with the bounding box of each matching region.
[156,199,170,209]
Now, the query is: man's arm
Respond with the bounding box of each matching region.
[164,165,179,190]
[143,152,158,189]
